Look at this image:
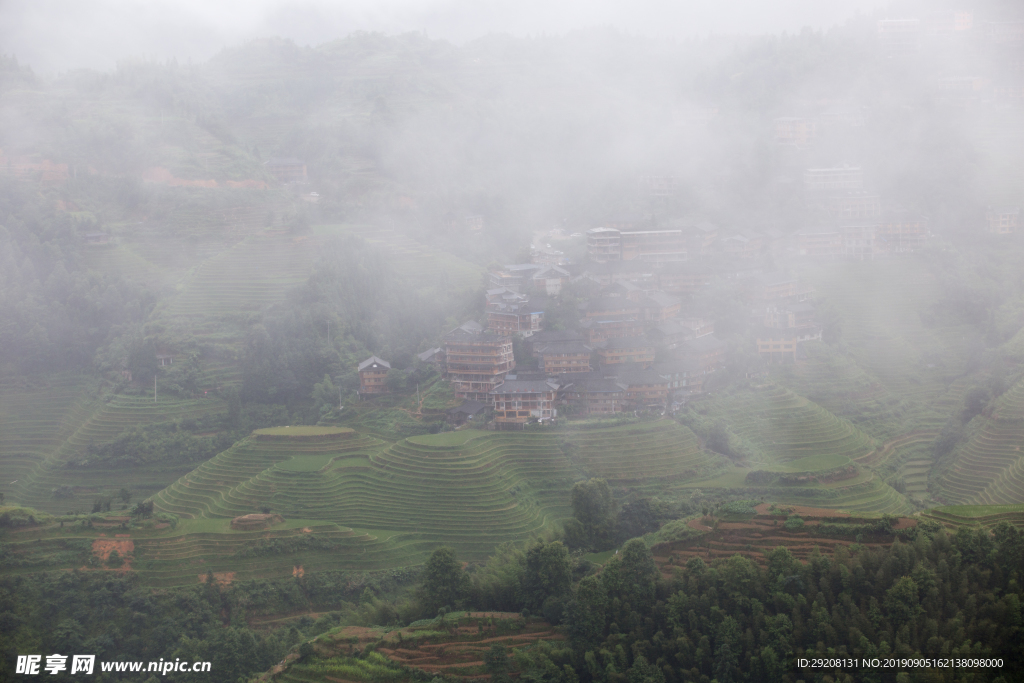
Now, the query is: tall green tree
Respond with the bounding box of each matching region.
[521,541,573,613]
[420,546,468,615]
[570,478,615,550]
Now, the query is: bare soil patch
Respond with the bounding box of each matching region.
[231,513,284,530]
[198,571,236,586]
[656,512,916,575]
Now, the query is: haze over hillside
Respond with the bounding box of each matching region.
[3,1,1024,682]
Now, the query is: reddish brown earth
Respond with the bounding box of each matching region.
[657,511,917,574]
[198,571,236,586]
[230,513,284,530]
[91,538,134,570]
[315,616,559,680]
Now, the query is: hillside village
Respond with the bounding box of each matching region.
[5,6,1024,682]
[357,167,1012,428]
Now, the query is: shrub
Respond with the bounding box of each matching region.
[784,516,804,530]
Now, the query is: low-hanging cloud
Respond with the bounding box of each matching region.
[2,0,888,74]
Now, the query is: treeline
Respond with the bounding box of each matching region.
[0,566,419,683]
[411,522,1024,683]
[63,404,306,469]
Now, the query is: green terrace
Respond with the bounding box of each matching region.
[0,379,226,513]
[937,377,1024,505]
[700,384,878,466]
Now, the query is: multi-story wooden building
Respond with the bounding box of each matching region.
[490,379,559,428]
[756,328,799,362]
[651,321,700,350]
[773,117,817,145]
[658,266,714,295]
[827,192,881,221]
[558,376,627,415]
[796,228,842,258]
[581,297,641,320]
[840,223,877,260]
[721,232,763,259]
[586,228,623,262]
[527,329,586,355]
[876,211,929,252]
[536,341,593,374]
[358,356,391,395]
[444,328,515,400]
[639,292,682,321]
[678,336,726,374]
[615,367,670,409]
[622,229,687,262]
[763,303,822,344]
[586,227,686,263]
[488,264,569,295]
[652,358,706,397]
[986,206,1020,234]
[580,316,646,344]
[803,166,864,191]
[750,272,801,301]
[487,299,545,337]
[595,337,656,368]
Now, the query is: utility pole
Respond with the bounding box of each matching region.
[327,320,331,347]
[154,374,157,403]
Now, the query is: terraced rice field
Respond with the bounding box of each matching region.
[164,232,319,318]
[276,614,559,683]
[705,384,878,466]
[316,224,484,293]
[560,421,725,488]
[105,420,717,582]
[0,375,100,503]
[802,260,975,419]
[771,341,910,441]
[920,505,1024,529]
[154,428,572,562]
[1,382,226,513]
[653,506,917,571]
[936,378,1024,505]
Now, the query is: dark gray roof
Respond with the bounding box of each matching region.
[652,358,703,375]
[536,341,592,354]
[490,379,559,394]
[417,348,442,362]
[563,377,627,393]
[447,400,488,416]
[640,292,680,308]
[601,336,655,350]
[581,297,639,312]
[610,365,668,385]
[529,330,585,344]
[579,315,641,328]
[680,335,725,353]
[358,356,391,371]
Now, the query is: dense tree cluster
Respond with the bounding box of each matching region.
[415,523,1024,683]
